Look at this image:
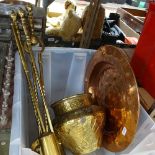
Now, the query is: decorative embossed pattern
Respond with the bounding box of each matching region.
[54,105,105,154]
[52,94,93,116]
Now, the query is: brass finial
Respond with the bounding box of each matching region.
[26,3,33,12]
[10,10,17,22]
[18,8,25,18]
[26,4,39,45]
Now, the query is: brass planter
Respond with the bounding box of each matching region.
[52,94,93,116]
[51,94,105,154]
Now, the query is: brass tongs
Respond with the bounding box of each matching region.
[10,5,63,155]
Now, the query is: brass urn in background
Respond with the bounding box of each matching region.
[51,94,105,154]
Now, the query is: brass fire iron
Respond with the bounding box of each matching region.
[10,4,63,155]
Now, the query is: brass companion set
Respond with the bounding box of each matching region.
[10,4,140,155]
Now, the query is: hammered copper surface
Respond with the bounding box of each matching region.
[84,45,140,152]
[53,105,105,154]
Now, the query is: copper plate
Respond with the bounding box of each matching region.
[84,45,140,152]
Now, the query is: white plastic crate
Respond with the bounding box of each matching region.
[10,47,155,155]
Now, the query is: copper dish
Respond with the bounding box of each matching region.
[84,45,140,152]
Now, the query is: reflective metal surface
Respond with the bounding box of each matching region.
[84,45,140,152]
[54,107,104,154]
[10,6,63,155]
[52,94,93,116]
[0,2,45,41]
[31,133,63,155]
[51,94,105,154]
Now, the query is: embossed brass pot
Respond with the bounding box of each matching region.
[52,94,93,116]
[51,94,105,154]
